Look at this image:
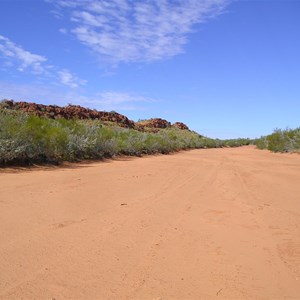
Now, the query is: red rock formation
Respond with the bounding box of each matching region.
[1,100,190,132]
[172,122,189,130]
[135,118,171,132]
[1,100,135,128]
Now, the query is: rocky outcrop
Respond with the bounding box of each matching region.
[135,118,171,132]
[1,100,190,132]
[172,122,189,130]
[1,100,135,128]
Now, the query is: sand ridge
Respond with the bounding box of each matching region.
[0,146,300,299]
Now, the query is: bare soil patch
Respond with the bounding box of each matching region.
[1,147,300,299]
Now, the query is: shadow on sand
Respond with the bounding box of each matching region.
[0,151,184,174]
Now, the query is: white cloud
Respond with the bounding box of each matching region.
[48,0,229,65]
[0,35,47,74]
[65,90,157,111]
[0,35,85,88]
[58,69,86,88]
[85,91,156,106]
[59,28,68,34]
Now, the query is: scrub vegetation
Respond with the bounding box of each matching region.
[0,106,251,166]
[255,128,300,153]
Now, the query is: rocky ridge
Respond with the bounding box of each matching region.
[1,100,189,132]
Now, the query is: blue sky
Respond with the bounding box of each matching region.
[0,0,299,139]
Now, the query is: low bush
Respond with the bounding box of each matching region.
[255,127,300,153]
[0,109,252,166]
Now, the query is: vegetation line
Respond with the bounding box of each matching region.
[0,102,251,166]
[1,99,298,166]
[255,127,300,153]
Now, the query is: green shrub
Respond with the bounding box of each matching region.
[0,109,252,166]
[255,127,300,153]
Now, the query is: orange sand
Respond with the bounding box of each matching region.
[1,146,300,299]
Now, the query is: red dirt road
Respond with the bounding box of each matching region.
[0,147,300,299]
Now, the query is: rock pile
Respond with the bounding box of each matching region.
[1,100,190,132]
[1,100,135,128]
[135,118,171,132]
[172,122,189,130]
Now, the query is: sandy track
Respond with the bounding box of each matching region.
[1,146,300,299]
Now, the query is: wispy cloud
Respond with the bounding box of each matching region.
[59,28,68,34]
[78,91,157,111]
[0,35,85,88]
[0,35,47,74]
[90,91,155,105]
[48,0,230,65]
[58,69,86,88]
